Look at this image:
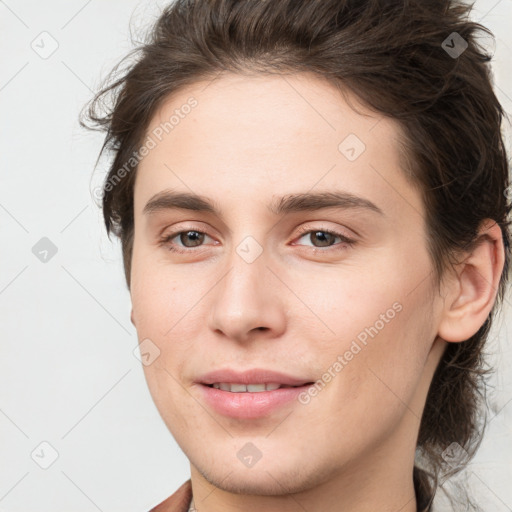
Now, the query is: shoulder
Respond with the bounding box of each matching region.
[148,479,192,512]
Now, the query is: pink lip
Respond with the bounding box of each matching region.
[197,383,314,419]
[196,368,312,386]
[195,368,315,419]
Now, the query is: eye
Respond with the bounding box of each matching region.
[158,229,216,253]
[293,226,355,251]
[158,225,355,254]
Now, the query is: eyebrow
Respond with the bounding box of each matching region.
[143,189,384,217]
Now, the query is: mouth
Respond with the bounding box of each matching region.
[195,368,316,418]
[204,382,314,392]
[197,380,316,419]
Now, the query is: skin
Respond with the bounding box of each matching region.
[129,72,505,512]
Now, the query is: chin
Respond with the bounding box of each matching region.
[193,452,331,497]
[201,469,299,496]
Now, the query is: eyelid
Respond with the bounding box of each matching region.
[158,225,217,248]
[158,222,356,255]
[293,223,356,241]
[158,220,213,238]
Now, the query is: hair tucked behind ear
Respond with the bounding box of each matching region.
[82,0,511,508]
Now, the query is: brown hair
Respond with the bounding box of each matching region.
[82,0,511,509]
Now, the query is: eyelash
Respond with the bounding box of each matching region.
[294,225,355,250]
[158,225,356,254]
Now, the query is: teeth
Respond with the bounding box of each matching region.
[211,382,284,392]
[247,384,266,392]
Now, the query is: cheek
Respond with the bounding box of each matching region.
[130,252,192,335]
[314,264,435,410]
[130,257,190,396]
[341,289,434,416]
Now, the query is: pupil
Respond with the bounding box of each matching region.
[313,231,333,247]
[181,231,204,247]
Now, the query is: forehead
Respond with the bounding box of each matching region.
[145,71,391,156]
[135,72,423,223]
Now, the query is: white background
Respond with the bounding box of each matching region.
[0,1,511,511]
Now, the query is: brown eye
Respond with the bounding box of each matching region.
[158,228,216,254]
[308,231,338,247]
[177,230,205,248]
[295,227,355,250]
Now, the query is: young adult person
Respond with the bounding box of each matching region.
[83,0,511,510]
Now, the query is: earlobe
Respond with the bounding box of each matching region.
[437,219,505,343]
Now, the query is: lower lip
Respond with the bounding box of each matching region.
[197,383,313,419]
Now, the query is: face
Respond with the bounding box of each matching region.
[130,72,446,497]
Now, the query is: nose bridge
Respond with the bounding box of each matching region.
[207,235,285,341]
[219,239,270,315]
[237,242,268,293]
[221,228,271,298]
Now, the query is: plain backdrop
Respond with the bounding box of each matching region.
[0,1,511,511]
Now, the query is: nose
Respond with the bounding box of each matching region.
[207,246,287,344]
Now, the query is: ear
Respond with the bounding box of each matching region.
[437,219,505,343]
[130,308,136,327]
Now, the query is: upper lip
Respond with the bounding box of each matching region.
[197,368,313,386]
